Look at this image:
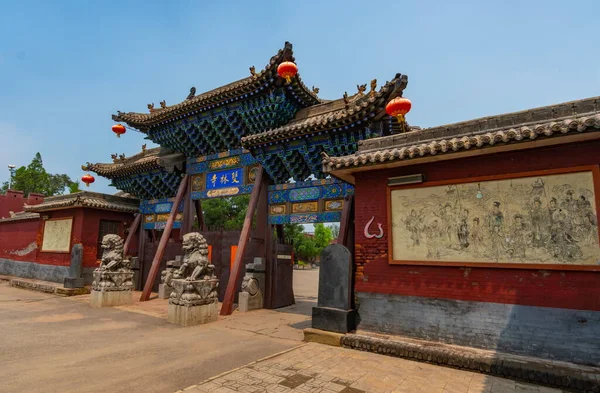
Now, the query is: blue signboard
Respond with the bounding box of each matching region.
[206,167,244,190]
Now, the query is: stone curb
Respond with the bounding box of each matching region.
[340,333,600,393]
[174,344,307,393]
[7,277,90,297]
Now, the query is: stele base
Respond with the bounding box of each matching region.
[90,289,133,308]
[167,302,218,327]
[238,291,263,313]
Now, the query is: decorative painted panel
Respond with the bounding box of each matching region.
[140,198,184,230]
[389,168,600,267]
[267,179,353,224]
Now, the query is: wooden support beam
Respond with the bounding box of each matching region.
[137,221,147,291]
[140,175,189,302]
[220,167,265,315]
[338,195,354,247]
[182,176,193,238]
[123,213,142,257]
[194,199,206,231]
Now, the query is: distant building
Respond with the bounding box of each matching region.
[0,190,44,219]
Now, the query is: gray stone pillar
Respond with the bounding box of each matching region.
[64,244,84,288]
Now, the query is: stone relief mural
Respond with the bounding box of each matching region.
[41,218,73,252]
[390,171,600,265]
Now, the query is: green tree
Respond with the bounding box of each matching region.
[293,233,319,263]
[329,224,340,239]
[283,223,304,243]
[1,153,79,196]
[314,223,333,250]
[201,195,251,230]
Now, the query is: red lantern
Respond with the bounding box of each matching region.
[277,61,298,83]
[386,97,412,123]
[112,124,126,138]
[81,174,95,187]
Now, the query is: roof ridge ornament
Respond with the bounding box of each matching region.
[370,79,377,97]
[356,84,367,96]
[249,66,256,76]
[186,87,196,100]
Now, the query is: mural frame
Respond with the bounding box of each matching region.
[387,165,600,271]
[40,217,74,253]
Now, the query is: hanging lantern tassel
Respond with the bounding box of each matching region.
[277,61,298,84]
[112,124,126,138]
[386,97,412,132]
[81,174,95,187]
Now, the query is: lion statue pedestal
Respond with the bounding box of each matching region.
[167,233,219,327]
[90,234,134,308]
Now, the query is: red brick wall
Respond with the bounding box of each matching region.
[0,190,44,219]
[354,140,600,312]
[0,207,137,268]
[0,218,40,260]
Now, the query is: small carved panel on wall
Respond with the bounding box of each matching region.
[292,201,319,213]
[324,199,344,211]
[191,174,205,192]
[390,168,600,267]
[270,204,286,215]
[41,218,73,253]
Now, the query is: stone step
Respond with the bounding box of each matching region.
[7,276,90,297]
[304,328,600,392]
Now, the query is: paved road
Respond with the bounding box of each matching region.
[180,343,562,393]
[0,270,319,393]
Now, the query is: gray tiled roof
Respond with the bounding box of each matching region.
[24,192,139,213]
[322,97,600,172]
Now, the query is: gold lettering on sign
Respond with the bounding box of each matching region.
[209,156,240,170]
[144,215,155,223]
[41,218,73,253]
[207,187,240,198]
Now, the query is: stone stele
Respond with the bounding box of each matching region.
[90,234,133,308]
[312,244,357,333]
[167,233,219,326]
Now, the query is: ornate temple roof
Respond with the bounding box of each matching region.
[322,96,600,180]
[112,42,320,131]
[82,147,186,200]
[241,74,408,147]
[24,192,139,213]
[82,147,185,179]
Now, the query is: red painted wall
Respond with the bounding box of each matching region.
[0,218,40,260]
[354,140,600,312]
[0,207,137,269]
[0,190,44,219]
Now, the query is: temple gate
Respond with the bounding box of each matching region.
[83,42,408,314]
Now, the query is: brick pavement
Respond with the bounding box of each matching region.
[177,343,562,393]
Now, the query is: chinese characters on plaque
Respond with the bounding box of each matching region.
[206,167,243,190]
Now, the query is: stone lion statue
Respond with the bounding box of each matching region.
[174,233,215,281]
[98,234,131,272]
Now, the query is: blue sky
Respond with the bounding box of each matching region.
[1,0,599,194]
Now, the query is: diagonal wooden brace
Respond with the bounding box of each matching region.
[139,174,189,301]
[220,166,265,315]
